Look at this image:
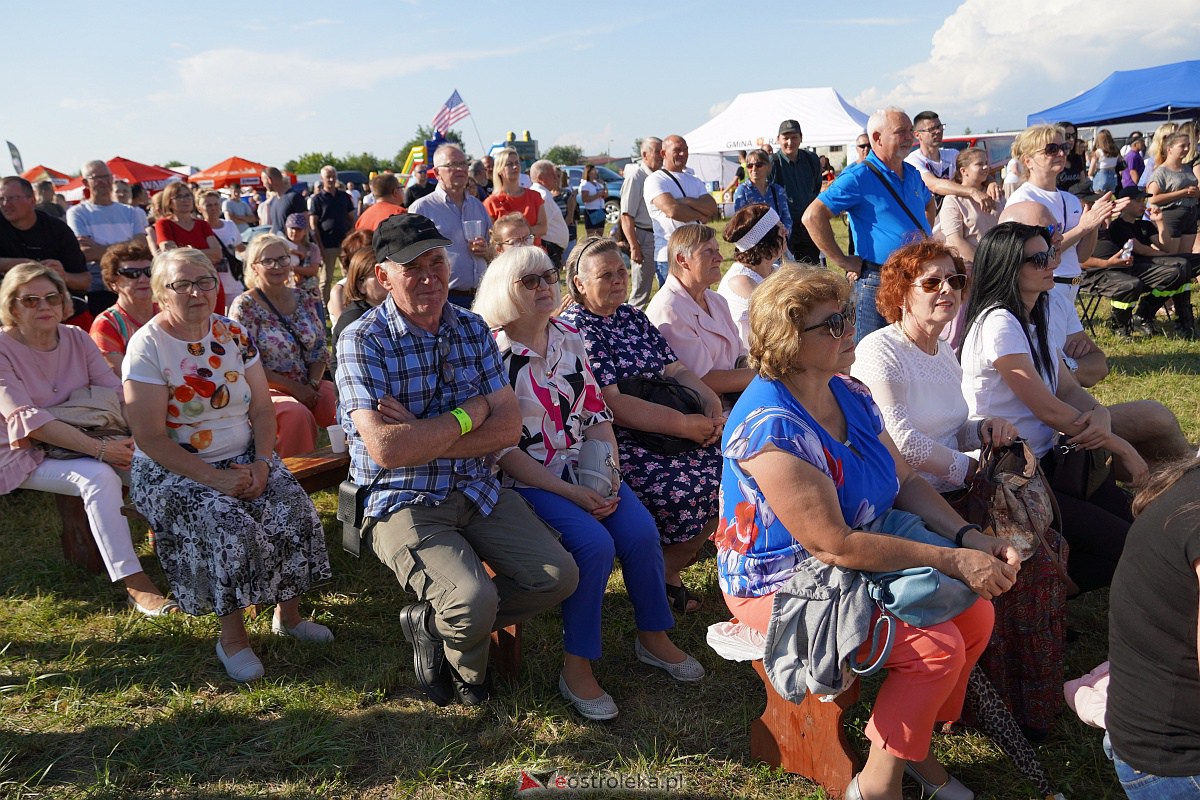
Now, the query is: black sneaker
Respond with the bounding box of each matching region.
[1130,315,1155,336]
[452,667,493,706]
[399,602,454,706]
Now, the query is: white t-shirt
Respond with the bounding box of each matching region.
[644,168,709,261]
[1003,158,1024,188]
[124,315,260,462]
[531,182,568,248]
[851,323,976,493]
[904,147,958,183]
[960,307,1063,459]
[579,180,606,211]
[1007,182,1084,283]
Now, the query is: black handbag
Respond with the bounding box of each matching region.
[336,471,386,557]
[1045,435,1112,500]
[615,375,704,455]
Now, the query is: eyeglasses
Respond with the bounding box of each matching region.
[1040,142,1069,156]
[855,143,871,150]
[745,162,769,169]
[165,276,219,293]
[436,161,470,171]
[912,273,968,293]
[1062,132,1077,140]
[515,268,560,290]
[499,234,535,248]
[16,291,65,308]
[256,256,292,270]
[116,267,152,280]
[1024,246,1058,270]
[1041,223,1065,237]
[801,304,856,339]
[915,124,945,134]
[83,173,113,183]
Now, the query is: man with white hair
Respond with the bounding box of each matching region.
[620,137,663,308]
[802,107,934,342]
[528,159,569,267]
[66,159,149,315]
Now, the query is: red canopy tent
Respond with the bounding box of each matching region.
[188,156,267,190]
[57,156,185,202]
[21,165,73,186]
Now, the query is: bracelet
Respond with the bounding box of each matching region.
[97,440,107,462]
[449,407,472,436]
[254,454,273,465]
[954,524,982,547]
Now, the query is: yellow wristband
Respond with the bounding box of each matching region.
[449,407,472,436]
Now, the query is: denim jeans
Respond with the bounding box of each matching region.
[1113,752,1200,799]
[852,268,886,344]
[655,260,670,288]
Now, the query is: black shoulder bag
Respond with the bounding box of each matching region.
[863,160,930,240]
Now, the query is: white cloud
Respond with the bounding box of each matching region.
[853,0,1200,131]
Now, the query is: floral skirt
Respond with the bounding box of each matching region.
[616,431,721,545]
[129,451,332,617]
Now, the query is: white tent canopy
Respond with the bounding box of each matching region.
[682,87,870,154]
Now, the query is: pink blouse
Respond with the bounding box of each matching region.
[646,274,745,379]
[0,325,120,493]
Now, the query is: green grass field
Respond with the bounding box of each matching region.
[2,219,1197,799]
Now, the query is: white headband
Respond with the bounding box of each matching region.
[733,207,781,252]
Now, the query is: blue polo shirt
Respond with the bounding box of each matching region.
[816,152,931,265]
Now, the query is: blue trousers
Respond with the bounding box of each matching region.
[852,269,886,344]
[655,260,670,288]
[1114,753,1200,798]
[515,483,675,659]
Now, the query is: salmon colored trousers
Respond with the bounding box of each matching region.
[725,590,994,761]
[270,381,337,457]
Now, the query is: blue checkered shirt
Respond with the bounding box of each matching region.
[335,297,506,519]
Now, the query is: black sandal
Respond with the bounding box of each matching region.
[664,581,702,614]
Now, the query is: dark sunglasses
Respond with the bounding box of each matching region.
[912,273,967,293]
[801,304,856,339]
[116,267,152,280]
[515,268,560,290]
[1024,246,1058,270]
[745,162,769,169]
[1040,142,1069,156]
[855,143,871,150]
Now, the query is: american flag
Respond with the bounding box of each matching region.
[431,90,470,134]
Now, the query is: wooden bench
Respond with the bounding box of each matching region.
[53,444,523,680]
[749,660,863,799]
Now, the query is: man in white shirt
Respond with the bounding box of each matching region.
[528,159,568,267]
[643,135,717,288]
[904,111,997,217]
[66,159,149,315]
[620,137,663,308]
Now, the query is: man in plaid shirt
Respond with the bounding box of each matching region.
[336,213,578,707]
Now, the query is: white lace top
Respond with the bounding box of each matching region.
[716,262,769,348]
[850,323,979,493]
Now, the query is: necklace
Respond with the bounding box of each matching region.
[14,329,63,392]
[897,321,938,356]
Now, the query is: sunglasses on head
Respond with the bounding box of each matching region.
[912,273,967,293]
[801,303,856,339]
[515,268,560,290]
[1040,142,1069,156]
[116,267,152,280]
[1024,246,1058,270]
[1042,222,1065,237]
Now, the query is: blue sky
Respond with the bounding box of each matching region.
[3,0,1197,174]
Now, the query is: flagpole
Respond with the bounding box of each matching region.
[469,117,487,157]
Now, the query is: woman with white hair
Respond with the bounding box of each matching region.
[473,246,703,721]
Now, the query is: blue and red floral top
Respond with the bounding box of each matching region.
[716,374,899,597]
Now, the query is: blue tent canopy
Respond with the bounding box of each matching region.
[1027,60,1200,127]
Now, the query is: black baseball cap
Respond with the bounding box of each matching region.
[373,213,451,265]
[1118,185,1147,200]
[778,119,802,136]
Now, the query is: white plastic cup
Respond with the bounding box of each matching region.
[326,425,347,453]
[462,219,483,241]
